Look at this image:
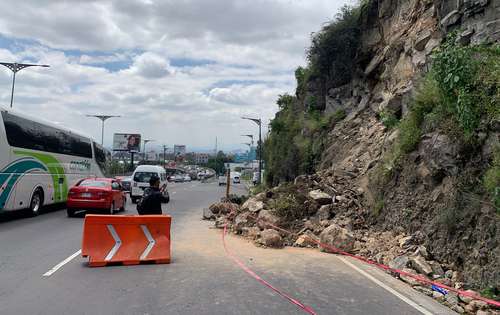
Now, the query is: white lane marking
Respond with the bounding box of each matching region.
[140,225,156,260]
[42,249,81,277]
[105,225,122,261]
[337,256,433,315]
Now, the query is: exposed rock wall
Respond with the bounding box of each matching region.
[306,0,499,289]
[323,0,498,120]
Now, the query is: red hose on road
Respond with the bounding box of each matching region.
[248,213,500,308]
[222,222,317,315]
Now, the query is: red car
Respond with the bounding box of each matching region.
[67,178,126,217]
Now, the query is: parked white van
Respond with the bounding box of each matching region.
[131,165,169,203]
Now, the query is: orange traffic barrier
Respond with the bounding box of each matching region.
[81,214,171,267]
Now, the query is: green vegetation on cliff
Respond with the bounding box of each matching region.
[264,3,363,186]
[372,34,500,212]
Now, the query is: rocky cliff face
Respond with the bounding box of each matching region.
[300,0,499,289]
[323,0,498,119]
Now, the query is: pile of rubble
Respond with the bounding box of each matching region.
[203,176,499,314]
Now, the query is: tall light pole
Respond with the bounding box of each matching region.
[242,117,262,184]
[143,139,154,161]
[0,62,50,108]
[86,115,120,146]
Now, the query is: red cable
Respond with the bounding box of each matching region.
[249,213,500,308]
[222,222,317,315]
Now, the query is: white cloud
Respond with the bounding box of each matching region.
[0,0,352,151]
[126,52,173,79]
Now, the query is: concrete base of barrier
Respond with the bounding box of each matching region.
[88,258,171,267]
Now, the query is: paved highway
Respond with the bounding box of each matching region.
[0,180,455,315]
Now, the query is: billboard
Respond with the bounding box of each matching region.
[174,145,186,156]
[113,133,141,151]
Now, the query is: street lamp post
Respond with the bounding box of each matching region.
[242,117,262,184]
[143,139,154,162]
[86,115,120,146]
[0,62,50,108]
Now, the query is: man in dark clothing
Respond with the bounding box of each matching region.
[137,175,168,215]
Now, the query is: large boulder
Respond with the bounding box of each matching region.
[242,226,261,239]
[259,229,283,248]
[319,224,355,253]
[233,212,254,233]
[257,210,281,230]
[254,192,267,201]
[410,255,433,275]
[295,233,318,247]
[389,255,410,270]
[400,268,421,286]
[308,190,333,205]
[209,202,239,215]
[241,198,265,213]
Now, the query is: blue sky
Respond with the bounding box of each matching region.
[0,0,351,152]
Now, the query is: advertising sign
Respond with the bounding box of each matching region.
[113,133,141,151]
[174,145,186,156]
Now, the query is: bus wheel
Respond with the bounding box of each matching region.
[29,189,43,216]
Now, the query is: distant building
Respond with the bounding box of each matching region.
[195,153,210,164]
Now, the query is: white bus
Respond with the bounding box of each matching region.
[0,107,109,216]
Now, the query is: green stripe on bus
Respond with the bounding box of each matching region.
[0,159,48,210]
[13,150,68,202]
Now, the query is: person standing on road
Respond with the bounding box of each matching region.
[137,175,168,215]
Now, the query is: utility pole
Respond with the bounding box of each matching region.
[242,117,262,184]
[226,163,231,199]
[130,151,136,172]
[0,62,50,108]
[86,115,120,145]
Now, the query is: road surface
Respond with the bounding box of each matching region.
[0,180,455,315]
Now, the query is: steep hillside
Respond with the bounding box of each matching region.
[264,0,499,298]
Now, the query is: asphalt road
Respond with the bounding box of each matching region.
[0,180,456,315]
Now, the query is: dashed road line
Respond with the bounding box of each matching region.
[43,249,81,277]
